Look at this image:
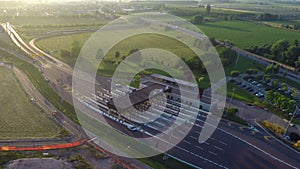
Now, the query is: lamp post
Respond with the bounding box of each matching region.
[226,88,236,117]
[284,105,298,136]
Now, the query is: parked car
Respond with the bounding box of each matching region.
[257,83,263,88]
[252,81,258,85]
[255,92,264,98]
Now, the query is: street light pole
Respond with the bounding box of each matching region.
[226,88,236,117]
[284,105,298,136]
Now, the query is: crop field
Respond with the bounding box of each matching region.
[0,66,61,140]
[198,20,300,49]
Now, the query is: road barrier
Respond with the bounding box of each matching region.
[0,139,87,151]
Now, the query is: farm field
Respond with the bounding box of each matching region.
[0,66,61,140]
[198,20,300,49]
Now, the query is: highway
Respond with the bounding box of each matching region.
[1,21,300,169]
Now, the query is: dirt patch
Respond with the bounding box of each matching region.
[5,158,74,169]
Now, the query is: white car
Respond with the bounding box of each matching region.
[127,124,138,131]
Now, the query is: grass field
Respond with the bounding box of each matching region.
[198,20,300,49]
[0,50,79,124]
[0,66,61,140]
[37,32,94,65]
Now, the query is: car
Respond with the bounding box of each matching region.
[242,85,247,88]
[267,82,272,86]
[245,86,252,90]
[235,81,242,85]
[285,90,292,95]
[278,87,282,91]
[255,92,264,98]
[252,81,258,85]
[127,124,138,131]
[247,78,253,82]
[284,135,291,140]
[257,83,263,88]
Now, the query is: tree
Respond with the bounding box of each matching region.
[289,132,300,142]
[206,4,211,15]
[198,76,205,83]
[186,55,202,71]
[95,48,103,60]
[295,57,300,69]
[292,88,298,98]
[293,39,299,47]
[273,64,279,74]
[265,64,274,74]
[272,79,279,88]
[216,46,237,66]
[115,51,120,58]
[265,90,274,102]
[71,40,81,58]
[271,40,289,57]
[191,15,204,24]
[246,68,258,75]
[60,49,70,58]
[230,70,240,78]
[281,83,288,92]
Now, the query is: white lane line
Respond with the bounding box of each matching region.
[219,141,228,146]
[214,146,223,151]
[177,146,190,153]
[255,121,300,156]
[196,145,204,150]
[167,154,202,169]
[183,140,191,145]
[194,117,299,169]
[190,136,198,140]
[209,151,217,156]
[204,142,210,145]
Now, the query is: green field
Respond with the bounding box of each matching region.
[0,66,61,140]
[198,20,300,49]
[37,32,93,65]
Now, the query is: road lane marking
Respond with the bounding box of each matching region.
[183,140,191,145]
[210,137,216,141]
[190,136,198,140]
[208,151,217,156]
[204,142,210,145]
[196,145,203,150]
[264,136,272,142]
[214,146,223,151]
[219,141,228,146]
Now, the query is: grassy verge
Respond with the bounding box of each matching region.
[270,75,300,90]
[0,50,78,124]
[223,108,248,126]
[140,154,194,169]
[224,55,265,76]
[225,80,259,103]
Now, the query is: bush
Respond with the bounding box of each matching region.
[263,120,285,134]
[230,70,241,78]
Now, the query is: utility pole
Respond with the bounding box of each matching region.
[226,88,236,117]
[284,105,298,136]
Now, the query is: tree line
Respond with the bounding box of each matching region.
[247,39,300,69]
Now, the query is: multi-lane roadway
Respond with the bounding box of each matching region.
[1,21,300,169]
